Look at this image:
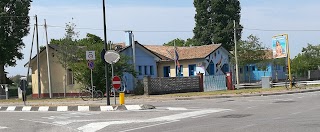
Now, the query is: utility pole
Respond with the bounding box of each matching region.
[233,20,240,85]
[26,24,36,105]
[44,19,52,98]
[35,15,41,98]
[102,0,110,105]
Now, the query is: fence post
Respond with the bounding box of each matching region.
[197,73,204,92]
[143,76,151,95]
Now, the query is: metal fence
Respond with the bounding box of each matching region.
[143,76,200,95]
[204,75,227,91]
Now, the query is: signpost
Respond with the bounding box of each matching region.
[104,50,120,105]
[86,51,95,100]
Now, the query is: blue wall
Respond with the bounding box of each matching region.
[240,63,286,83]
[121,44,158,91]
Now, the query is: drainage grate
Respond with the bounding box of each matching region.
[273,100,295,103]
[220,114,252,118]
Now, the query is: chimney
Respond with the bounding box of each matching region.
[125,30,133,46]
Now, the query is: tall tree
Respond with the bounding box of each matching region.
[0,0,31,84]
[193,0,242,51]
[163,38,197,47]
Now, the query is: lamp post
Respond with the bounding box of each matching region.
[102,0,110,105]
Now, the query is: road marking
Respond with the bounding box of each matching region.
[0,126,8,129]
[100,106,114,111]
[39,106,49,111]
[78,106,90,111]
[119,120,178,132]
[57,106,68,111]
[7,106,16,111]
[166,107,188,111]
[77,108,230,132]
[54,120,96,125]
[22,106,32,111]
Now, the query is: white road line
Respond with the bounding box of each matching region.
[6,106,16,111]
[77,108,230,132]
[22,106,32,111]
[54,120,96,125]
[57,106,68,111]
[38,106,49,111]
[0,126,8,129]
[119,120,178,132]
[78,106,90,111]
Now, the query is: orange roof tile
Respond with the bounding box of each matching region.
[144,44,221,61]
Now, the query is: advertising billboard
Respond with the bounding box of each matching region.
[272,35,287,58]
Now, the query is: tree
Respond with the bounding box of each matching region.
[193,0,242,51]
[51,23,136,93]
[236,35,270,81]
[237,35,269,66]
[291,44,320,77]
[0,0,31,84]
[163,38,196,47]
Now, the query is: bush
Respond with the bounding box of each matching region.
[133,80,144,95]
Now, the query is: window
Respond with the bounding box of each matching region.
[176,65,183,77]
[144,66,148,75]
[240,68,243,74]
[246,66,249,71]
[150,66,154,75]
[67,69,74,85]
[208,62,215,75]
[163,66,170,77]
[138,66,142,75]
[189,64,196,76]
[252,66,255,71]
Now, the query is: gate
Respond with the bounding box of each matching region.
[204,75,227,91]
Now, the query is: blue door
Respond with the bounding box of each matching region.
[163,66,170,77]
[188,64,196,76]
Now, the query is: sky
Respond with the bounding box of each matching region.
[5,0,320,76]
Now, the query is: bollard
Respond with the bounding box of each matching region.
[119,92,125,105]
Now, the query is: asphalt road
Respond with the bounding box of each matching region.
[1,91,320,132]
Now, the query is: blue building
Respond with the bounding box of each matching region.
[239,63,287,83]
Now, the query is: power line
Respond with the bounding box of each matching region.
[242,28,320,32]
[46,24,193,32]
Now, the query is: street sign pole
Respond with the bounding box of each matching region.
[91,68,94,101]
[111,63,116,105]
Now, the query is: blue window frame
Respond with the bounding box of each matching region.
[138,66,142,75]
[150,66,154,75]
[144,66,148,75]
[163,66,170,77]
[208,62,215,75]
[189,64,196,76]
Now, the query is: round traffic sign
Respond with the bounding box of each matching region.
[112,76,121,89]
[88,60,94,69]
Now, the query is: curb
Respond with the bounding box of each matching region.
[175,88,320,100]
[0,104,155,112]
